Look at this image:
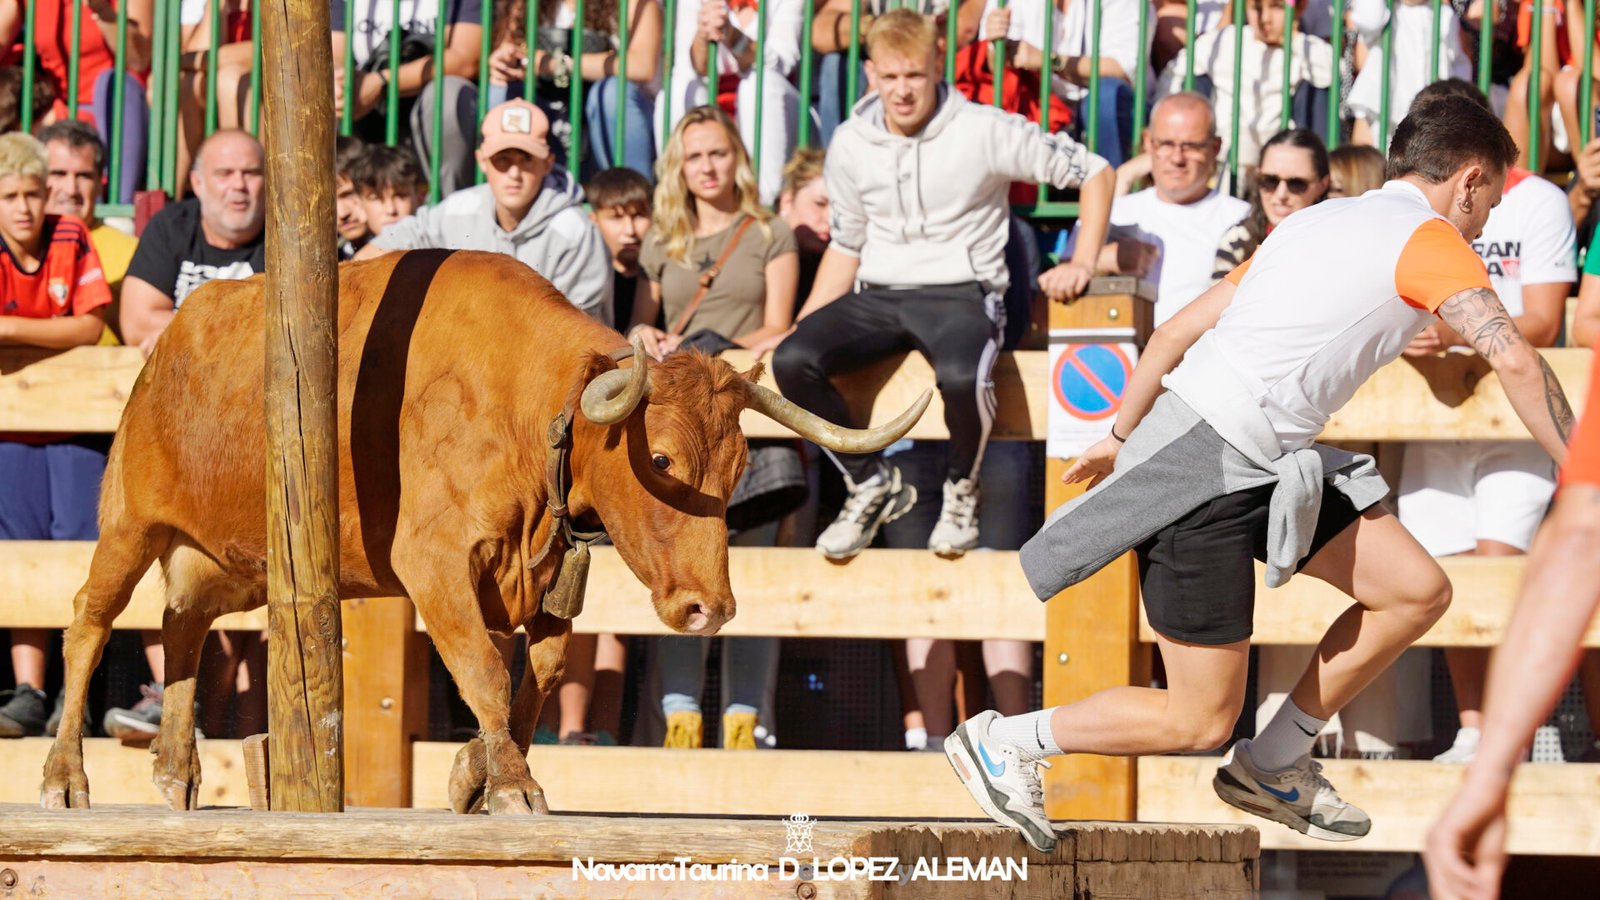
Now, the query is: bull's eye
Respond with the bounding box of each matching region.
[651,453,672,471]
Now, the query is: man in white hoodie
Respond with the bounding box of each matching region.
[357,100,614,326]
[767,8,1114,561]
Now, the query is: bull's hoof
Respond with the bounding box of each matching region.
[448,739,489,815]
[153,734,203,810]
[40,743,91,810]
[487,779,548,816]
[153,773,201,811]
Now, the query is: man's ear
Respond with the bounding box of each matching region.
[864,59,879,92]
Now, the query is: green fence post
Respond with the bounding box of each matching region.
[1184,0,1196,91]
[1378,0,1392,149]
[945,0,959,83]
[387,0,403,145]
[109,1,130,202]
[799,0,816,147]
[67,0,83,120]
[206,0,222,135]
[19,0,34,133]
[163,1,181,196]
[250,0,263,134]
[1477,0,1492,95]
[614,0,632,166]
[992,0,1007,109]
[432,0,448,201]
[146,0,166,189]
[662,0,677,146]
[1086,0,1101,151]
[1279,0,1294,131]
[343,0,357,135]
[1132,0,1148,151]
[845,0,862,110]
[1328,0,1343,147]
[1229,0,1245,186]
[571,0,586,174]
[753,2,768,177]
[1583,0,1596,148]
[1530,0,1543,171]
[1429,0,1441,82]
[477,1,492,183]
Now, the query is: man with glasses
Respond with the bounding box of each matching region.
[356,99,613,325]
[1070,92,1248,324]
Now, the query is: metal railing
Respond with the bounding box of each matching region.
[9,1,1573,218]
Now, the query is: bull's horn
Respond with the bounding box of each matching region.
[743,382,933,453]
[580,340,651,424]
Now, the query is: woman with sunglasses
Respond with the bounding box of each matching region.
[1212,129,1329,280]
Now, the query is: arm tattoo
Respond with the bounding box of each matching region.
[1438,287,1519,361]
[1538,353,1577,445]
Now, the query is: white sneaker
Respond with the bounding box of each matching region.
[1431,727,1480,764]
[815,466,917,560]
[928,478,981,557]
[1213,738,1371,842]
[944,710,1057,853]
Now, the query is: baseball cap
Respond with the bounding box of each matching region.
[479,100,551,161]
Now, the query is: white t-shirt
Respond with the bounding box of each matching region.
[1470,170,1576,318]
[978,0,1152,102]
[1197,180,1492,450]
[329,0,483,70]
[1074,187,1249,325]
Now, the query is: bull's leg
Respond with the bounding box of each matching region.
[453,613,574,812]
[151,601,215,810]
[42,524,170,810]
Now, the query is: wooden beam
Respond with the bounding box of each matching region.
[261,0,343,812]
[6,346,1588,442]
[1137,756,1600,855]
[0,738,251,808]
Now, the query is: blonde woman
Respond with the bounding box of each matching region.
[633,106,802,750]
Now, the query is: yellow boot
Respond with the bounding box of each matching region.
[722,711,759,750]
[664,710,703,748]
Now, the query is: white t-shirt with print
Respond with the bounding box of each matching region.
[1469,170,1576,318]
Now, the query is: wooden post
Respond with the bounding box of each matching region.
[342,598,428,807]
[261,0,343,812]
[1042,277,1155,821]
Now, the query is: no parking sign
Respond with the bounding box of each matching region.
[1047,333,1137,458]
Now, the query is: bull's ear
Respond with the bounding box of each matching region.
[739,361,766,384]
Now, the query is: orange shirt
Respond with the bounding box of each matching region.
[0,215,113,320]
[1562,348,1600,487]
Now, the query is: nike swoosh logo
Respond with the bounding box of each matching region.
[1255,781,1299,802]
[977,743,1006,777]
[1294,721,1317,737]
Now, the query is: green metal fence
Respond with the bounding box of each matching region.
[9,0,1576,220]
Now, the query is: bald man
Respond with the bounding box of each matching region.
[1066,93,1250,324]
[121,129,267,356]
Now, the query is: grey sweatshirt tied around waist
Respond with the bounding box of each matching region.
[1018,332,1389,600]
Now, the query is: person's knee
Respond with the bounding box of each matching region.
[1171,710,1237,753]
[1413,573,1453,626]
[770,332,820,388]
[935,362,984,403]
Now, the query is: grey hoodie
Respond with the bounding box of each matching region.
[826,87,1108,292]
[374,167,614,325]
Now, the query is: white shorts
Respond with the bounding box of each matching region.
[1396,440,1557,556]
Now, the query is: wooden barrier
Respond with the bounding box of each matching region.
[0,803,1259,899]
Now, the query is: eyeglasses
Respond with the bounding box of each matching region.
[1150,138,1213,157]
[1258,173,1313,194]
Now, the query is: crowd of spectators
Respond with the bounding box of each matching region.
[3,0,1600,766]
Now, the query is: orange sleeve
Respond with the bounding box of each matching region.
[1393,218,1493,313]
[1561,350,1600,487]
[1223,254,1254,285]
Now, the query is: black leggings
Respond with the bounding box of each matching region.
[771,282,1003,484]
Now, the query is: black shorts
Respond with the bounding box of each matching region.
[1136,485,1372,645]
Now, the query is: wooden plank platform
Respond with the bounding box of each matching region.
[1138,756,1600,855]
[0,804,1258,898]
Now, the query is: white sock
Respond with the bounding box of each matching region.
[1252,698,1328,772]
[987,710,1062,760]
[905,727,928,751]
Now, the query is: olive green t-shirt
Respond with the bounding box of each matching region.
[640,216,797,340]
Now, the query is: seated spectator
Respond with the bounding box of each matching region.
[108,128,265,741]
[177,0,256,188]
[776,146,828,305]
[1346,0,1471,148]
[485,0,663,179]
[1213,128,1329,277]
[350,143,428,237]
[0,133,112,738]
[331,0,484,196]
[1556,0,1600,171]
[39,120,137,342]
[356,99,613,324]
[3,1,151,203]
[633,106,800,749]
[1396,80,1574,764]
[0,65,59,134]
[1071,92,1248,325]
[978,0,1148,167]
[585,166,653,329]
[768,10,1113,560]
[1153,0,1226,74]
[661,0,803,203]
[335,135,371,259]
[1326,143,1386,198]
[120,129,266,356]
[1156,0,1334,169]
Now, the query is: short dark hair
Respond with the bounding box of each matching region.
[335,135,367,181]
[1386,95,1518,183]
[0,66,58,137]
[350,143,427,197]
[585,166,652,213]
[35,119,106,173]
[1409,77,1493,114]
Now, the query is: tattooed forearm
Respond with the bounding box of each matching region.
[1538,354,1577,444]
[1438,287,1519,360]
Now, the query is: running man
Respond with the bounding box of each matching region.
[1423,358,1600,899]
[944,95,1577,852]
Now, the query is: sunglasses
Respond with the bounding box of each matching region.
[1258,173,1313,194]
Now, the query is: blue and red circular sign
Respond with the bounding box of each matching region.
[1053,344,1133,421]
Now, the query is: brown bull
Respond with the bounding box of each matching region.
[40,250,926,814]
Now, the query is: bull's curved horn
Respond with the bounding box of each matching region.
[580,340,651,424]
[743,382,933,453]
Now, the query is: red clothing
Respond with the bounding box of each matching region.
[0,215,112,320]
[30,1,148,124]
[1562,347,1600,487]
[951,41,1074,205]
